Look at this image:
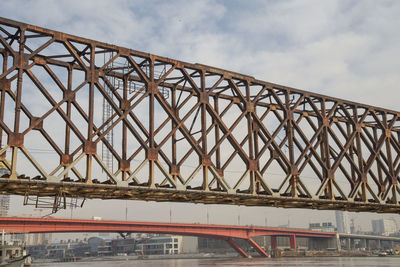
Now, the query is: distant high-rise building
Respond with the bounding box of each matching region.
[372,219,397,236]
[0,166,10,216]
[335,211,351,233]
[17,233,53,246]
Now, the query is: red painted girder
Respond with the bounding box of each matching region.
[0,217,336,239]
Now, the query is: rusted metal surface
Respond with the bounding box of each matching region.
[0,17,400,213]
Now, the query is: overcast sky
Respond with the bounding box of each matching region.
[1,0,400,234]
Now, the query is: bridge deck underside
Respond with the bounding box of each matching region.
[0,17,400,213]
[0,180,399,213]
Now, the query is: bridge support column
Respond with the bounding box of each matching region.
[360,239,367,249]
[336,234,341,251]
[289,235,296,251]
[345,238,351,250]
[350,238,355,250]
[376,239,381,250]
[225,238,249,258]
[247,237,269,257]
[271,236,278,250]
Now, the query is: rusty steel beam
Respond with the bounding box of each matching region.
[0,17,400,213]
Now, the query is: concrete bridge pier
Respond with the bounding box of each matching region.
[360,239,367,250]
[308,237,338,250]
[289,235,296,251]
[271,236,278,250]
[377,239,382,250]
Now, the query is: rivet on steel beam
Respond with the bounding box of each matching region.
[252,121,259,132]
[216,169,224,177]
[248,160,257,171]
[119,47,130,56]
[246,102,254,113]
[170,165,180,176]
[361,173,367,182]
[146,148,158,161]
[61,154,73,166]
[120,99,130,112]
[386,129,391,138]
[287,110,293,120]
[224,74,232,80]
[291,166,299,176]
[201,155,212,166]
[380,185,386,193]
[84,141,97,155]
[64,90,75,102]
[119,160,130,172]
[33,56,47,66]
[53,32,66,41]
[271,150,280,159]
[328,170,335,180]
[7,133,24,148]
[16,54,29,68]
[0,78,11,91]
[323,118,329,127]
[232,97,241,104]
[86,70,99,83]
[147,82,158,95]
[174,61,183,69]
[199,92,209,104]
[29,117,43,131]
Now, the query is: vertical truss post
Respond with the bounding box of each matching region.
[286,91,296,197]
[385,113,396,203]
[148,57,155,188]
[354,107,365,201]
[374,127,384,198]
[246,80,256,194]
[347,122,356,192]
[0,51,7,149]
[9,27,26,180]
[200,70,209,191]
[321,99,333,199]
[85,44,96,183]
[214,96,222,187]
[171,86,178,183]
[64,67,73,180]
[121,75,128,181]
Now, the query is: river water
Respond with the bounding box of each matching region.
[31,257,400,267]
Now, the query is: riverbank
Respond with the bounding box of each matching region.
[31,250,400,264]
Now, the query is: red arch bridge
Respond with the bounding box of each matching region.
[0,217,337,258]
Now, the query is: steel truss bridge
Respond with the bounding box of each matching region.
[0,17,400,213]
